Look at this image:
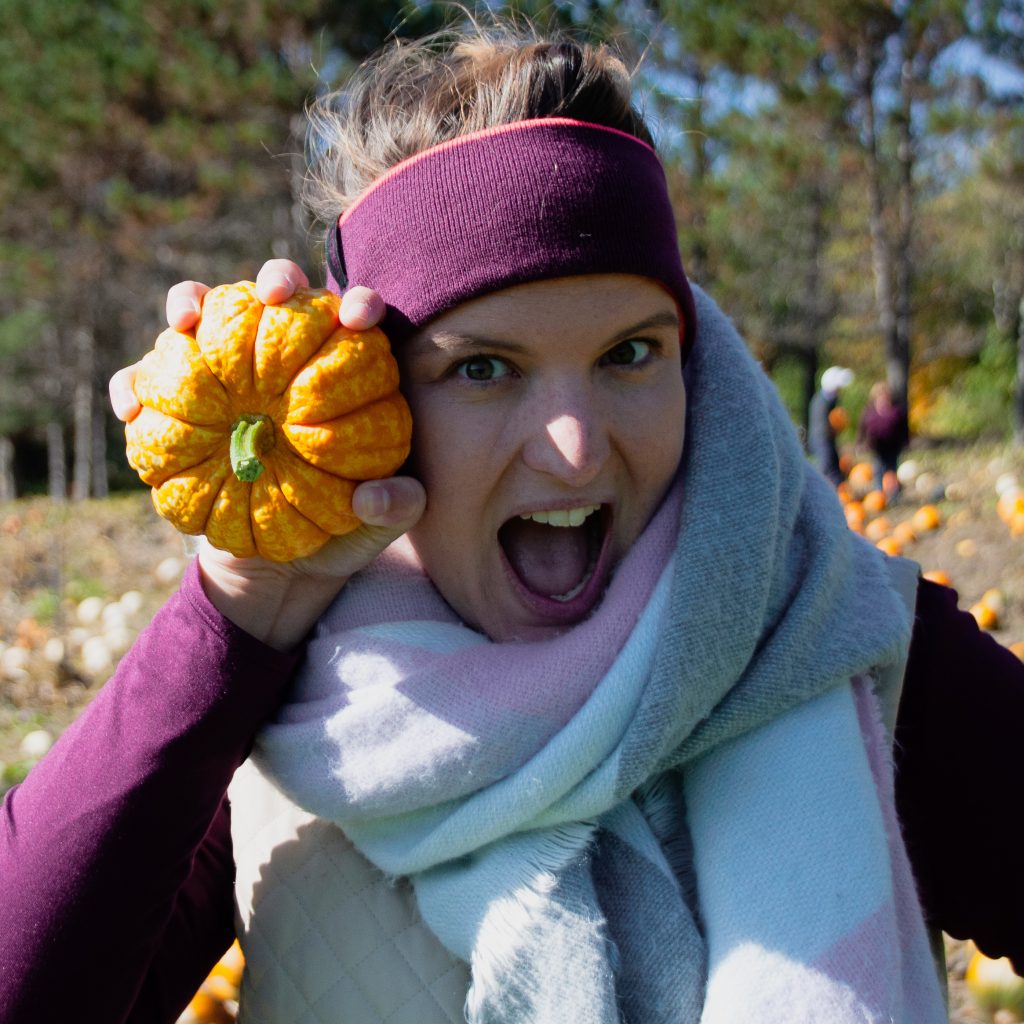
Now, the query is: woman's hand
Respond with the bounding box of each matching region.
[195,476,424,651]
[110,259,418,650]
[107,259,385,421]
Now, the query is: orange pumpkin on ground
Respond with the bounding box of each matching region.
[848,462,875,496]
[891,521,917,547]
[844,502,866,533]
[911,504,942,534]
[179,940,244,1024]
[969,602,999,631]
[921,569,952,588]
[997,491,1024,525]
[864,516,893,543]
[875,536,903,557]
[828,407,848,433]
[126,283,413,562]
[965,947,1024,1016]
[862,489,887,514]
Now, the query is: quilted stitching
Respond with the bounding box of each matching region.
[230,761,470,1024]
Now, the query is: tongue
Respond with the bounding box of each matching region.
[501,519,590,597]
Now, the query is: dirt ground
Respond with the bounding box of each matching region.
[2,438,1023,1020]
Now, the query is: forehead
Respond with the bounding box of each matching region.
[406,274,680,353]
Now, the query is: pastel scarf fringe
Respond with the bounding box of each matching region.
[253,287,946,1023]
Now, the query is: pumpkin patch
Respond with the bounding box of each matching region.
[125,283,412,562]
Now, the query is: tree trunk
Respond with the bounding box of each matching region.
[891,50,915,413]
[857,41,902,403]
[47,420,67,502]
[92,405,109,499]
[686,64,710,286]
[71,327,95,501]
[1015,291,1024,445]
[800,182,827,440]
[0,437,15,503]
[800,347,819,447]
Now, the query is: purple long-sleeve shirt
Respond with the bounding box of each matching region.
[2,560,1023,1023]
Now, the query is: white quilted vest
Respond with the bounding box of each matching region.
[229,759,470,1024]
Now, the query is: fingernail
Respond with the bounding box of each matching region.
[171,298,200,323]
[343,298,372,324]
[355,484,390,521]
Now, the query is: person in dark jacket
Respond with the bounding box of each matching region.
[808,365,854,487]
[859,380,910,498]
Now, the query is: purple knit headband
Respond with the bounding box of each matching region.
[325,117,697,359]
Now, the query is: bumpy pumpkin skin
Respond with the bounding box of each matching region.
[125,282,413,562]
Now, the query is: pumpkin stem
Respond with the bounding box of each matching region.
[230,415,273,482]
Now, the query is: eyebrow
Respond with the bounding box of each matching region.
[424,309,681,354]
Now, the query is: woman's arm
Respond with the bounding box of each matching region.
[125,796,237,1023]
[0,264,424,1022]
[895,578,1024,971]
[0,562,302,1024]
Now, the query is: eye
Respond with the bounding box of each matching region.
[601,339,652,367]
[456,356,511,382]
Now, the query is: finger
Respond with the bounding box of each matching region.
[166,282,210,331]
[351,476,426,530]
[109,363,142,422]
[301,477,425,578]
[339,286,386,330]
[255,260,309,305]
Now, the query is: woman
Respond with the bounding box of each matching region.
[3,25,1024,1024]
[859,380,910,498]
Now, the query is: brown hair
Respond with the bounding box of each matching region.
[301,21,653,226]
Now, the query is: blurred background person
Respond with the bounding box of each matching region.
[859,380,910,499]
[808,365,854,487]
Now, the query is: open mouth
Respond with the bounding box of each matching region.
[497,503,613,621]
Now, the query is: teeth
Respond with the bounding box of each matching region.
[551,574,591,602]
[519,504,600,527]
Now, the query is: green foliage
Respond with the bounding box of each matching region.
[0,760,34,797]
[767,354,810,429]
[63,577,110,603]
[923,335,1017,439]
[27,589,61,625]
[0,0,1021,487]
[0,308,51,436]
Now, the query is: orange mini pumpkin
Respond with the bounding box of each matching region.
[126,282,413,562]
[911,504,942,534]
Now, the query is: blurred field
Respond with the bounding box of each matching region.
[2,440,1024,1022]
[0,492,184,772]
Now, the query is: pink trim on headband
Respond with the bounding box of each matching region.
[338,118,659,228]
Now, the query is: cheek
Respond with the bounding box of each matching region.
[404,399,483,496]
[623,378,686,482]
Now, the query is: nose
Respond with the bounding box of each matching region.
[520,385,610,486]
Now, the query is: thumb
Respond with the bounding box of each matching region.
[351,476,425,530]
[297,476,426,578]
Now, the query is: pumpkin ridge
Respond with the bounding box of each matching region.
[145,441,232,489]
[204,473,257,555]
[282,329,401,426]
[249,464,329,561]
[285,385,400,426]
[263,459,334,534]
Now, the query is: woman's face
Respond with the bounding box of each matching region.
[399,274,686,641]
